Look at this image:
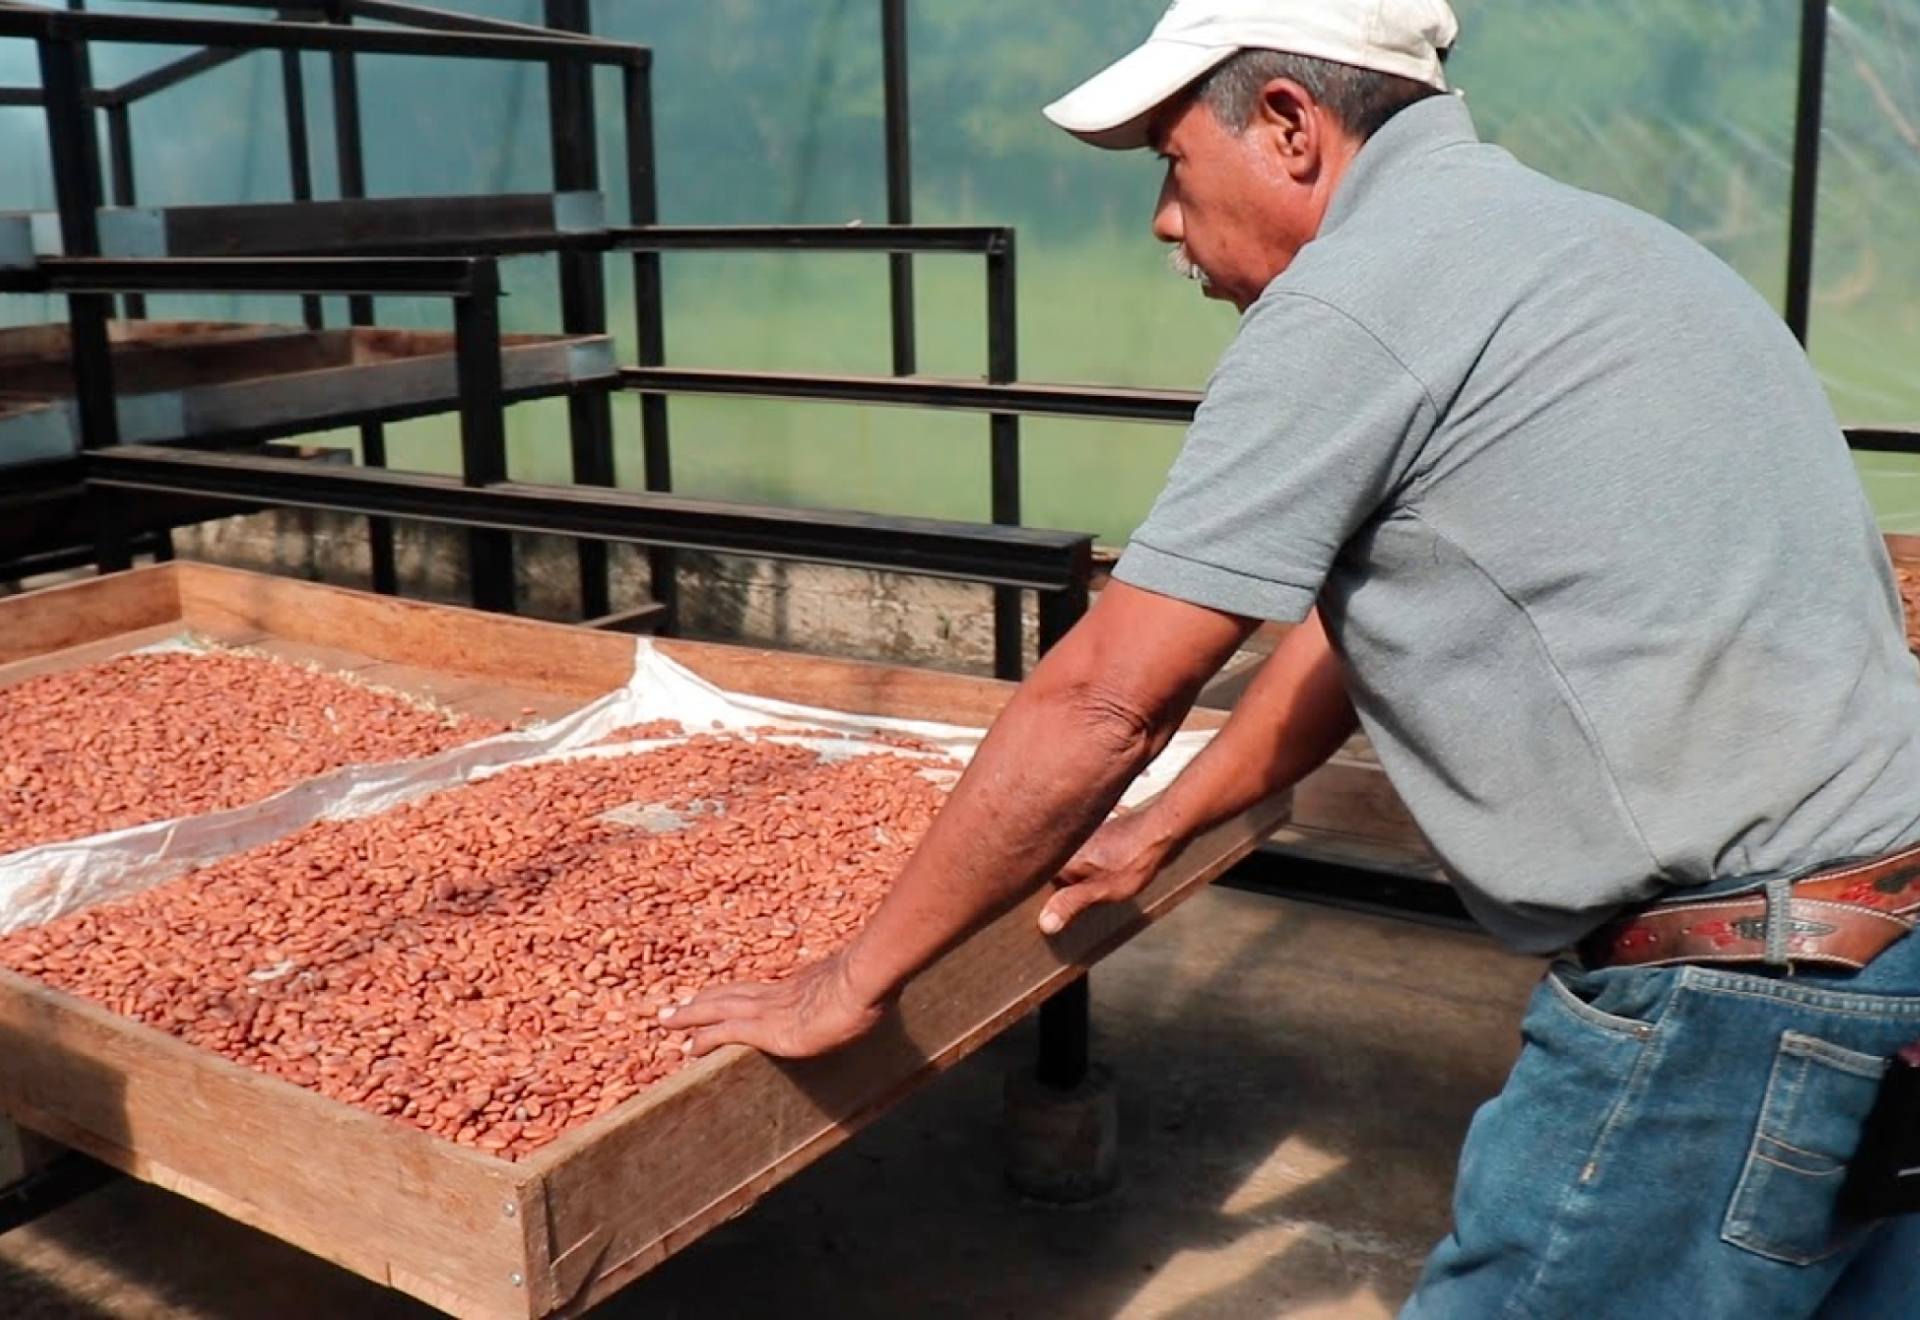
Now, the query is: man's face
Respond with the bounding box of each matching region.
[1148,93,1319,313]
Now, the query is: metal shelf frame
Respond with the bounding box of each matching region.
[612,221,1032,679]
[0,0,647,613]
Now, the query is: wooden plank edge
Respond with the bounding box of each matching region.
[0,562,183,665]
[171,563,634,698]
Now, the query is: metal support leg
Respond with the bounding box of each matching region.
[1002,574,1114,1202]
[454,262,515,614]
[623,58,677,629]
[1035,973,1090,1090]
[1006,975,1116,1204]
[545,0,613,619]
[1030,581,1097,1089]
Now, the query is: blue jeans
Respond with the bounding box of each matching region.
[1401,930,1920,1319]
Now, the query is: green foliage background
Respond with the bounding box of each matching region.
[2,0,1916,541]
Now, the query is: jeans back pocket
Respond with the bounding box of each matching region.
[1722,1031,1889,1266]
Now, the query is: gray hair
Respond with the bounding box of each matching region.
[1192,49,1444,142]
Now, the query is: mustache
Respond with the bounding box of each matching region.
[1167,245,1210,286]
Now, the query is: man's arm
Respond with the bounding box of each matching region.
[663,580,1257,1058]
[1038,607,1356,933]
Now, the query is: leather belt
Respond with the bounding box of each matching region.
[1581,842,1920,971]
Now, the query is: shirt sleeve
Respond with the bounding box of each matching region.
[1114,289,1438,622]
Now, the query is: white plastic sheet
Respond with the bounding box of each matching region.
[0,638,1213,933]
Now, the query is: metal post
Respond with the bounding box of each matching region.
[104,105,146,321]
[987,234,1023,680]
[623,55,678,629]
[40,42,111,440]
[1037,579,1088,655]
[880,0,916,376]
[327,9,398,594]
[105,90,177,558]
[454,260,515,613]
[1784,0,1828,345]
[41,34,127,570]
[281,49,324,330]
[544,0,614,619]
[1033,573,1092,1092]
[1034,976,1091,1090]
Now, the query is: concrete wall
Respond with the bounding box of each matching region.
[172,509,1034,677]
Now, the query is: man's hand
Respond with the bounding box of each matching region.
[660,949,888,1060]
[1039,808,1179,936]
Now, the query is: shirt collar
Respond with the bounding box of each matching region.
[1319,92,1481,235]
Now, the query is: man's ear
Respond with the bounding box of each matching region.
[1254,78,1321,181]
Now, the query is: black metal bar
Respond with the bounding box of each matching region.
[38,34,102,262]
[99,194,607,258]
[84,449,1097,591]
[348,0,600,41]
[1847,429,1920,455]
[1215,847,1476,933]
[279,48,324,328]
[35,11,116,514]
[987,232,1023,680]
[1034,976,1090,1091]
[322,15,397,596]
[98,44,244,107]
[0,88,43,108]
[0,1153,120,1237]
[0,9,644,66]
[452,258,515,614]
[1784,0,1829,344]
[327,22,368,301]
[624,56,678,628]
[621,365,1200,426]
[610,224,1009,255]
[48,0,320,9]
[545,0,612,619]
[1031,559,1091,1091]
[880,0,915,376]
[39,255,487,295]
[103,102,146,319]
[357,426,399,595]
[1036,581,1088,655]
[38,35,119,468]
[7,381,595,469]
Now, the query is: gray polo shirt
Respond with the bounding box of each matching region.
[1116,94,1920,952]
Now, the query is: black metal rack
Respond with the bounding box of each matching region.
[1,0,646,617]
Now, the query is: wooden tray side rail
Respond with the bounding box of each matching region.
[0,561,185,668]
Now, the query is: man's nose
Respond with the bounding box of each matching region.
[1151,191,1182,245]
[1144,175,1175,244]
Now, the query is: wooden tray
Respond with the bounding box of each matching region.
[0,563,1285,1318]
[0,321,616,453]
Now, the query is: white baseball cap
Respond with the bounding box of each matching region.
[1043,0,1459,149]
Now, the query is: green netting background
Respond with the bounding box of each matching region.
[3,0,1916,541]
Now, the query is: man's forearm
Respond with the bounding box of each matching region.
[1128,608,1356,847]
[837,584,1255,1008]
[839,679,1164,1004]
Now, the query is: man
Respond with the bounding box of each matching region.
[666,1,1920,1313]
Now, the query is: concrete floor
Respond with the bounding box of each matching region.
[0,889,1544,1320]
